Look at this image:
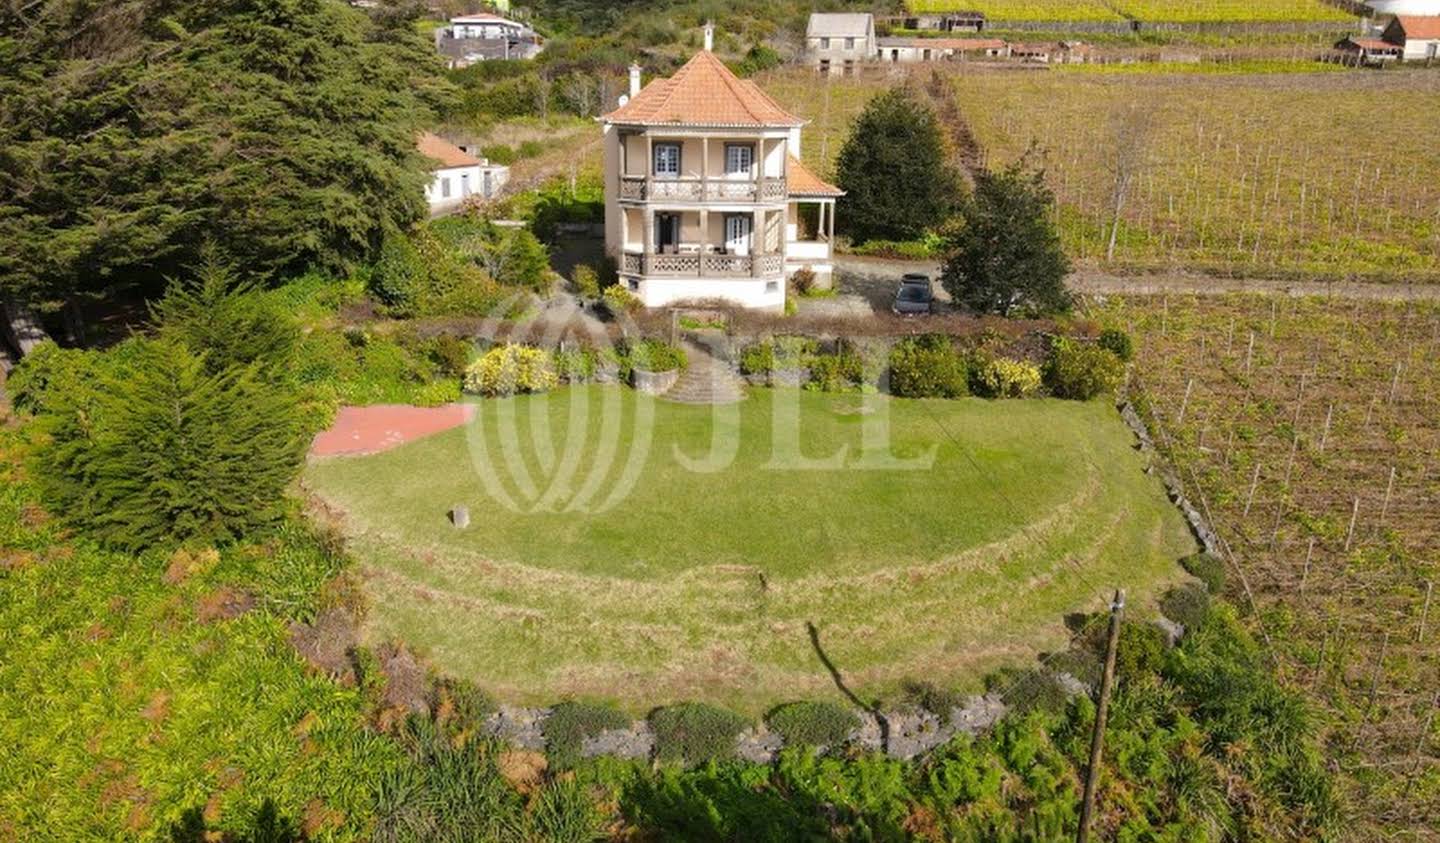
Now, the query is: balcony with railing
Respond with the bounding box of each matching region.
[619,175,788,204]
[621,250,784,279]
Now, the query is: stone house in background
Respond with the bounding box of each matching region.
[875,37,1009,62]
[601,25,843,310]
[805,13,877,76]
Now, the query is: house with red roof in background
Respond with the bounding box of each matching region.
[600,24,844,310]
[1382,15,1440,60]
[418,132,510,215]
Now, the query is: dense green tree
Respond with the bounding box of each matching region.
[150,250,301,377]
[835,87,961,243]
[941,160,1073,317]
[30,337,307,550]
[0,0,452,341]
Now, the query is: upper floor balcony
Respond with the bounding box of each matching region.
[615,130,791,206]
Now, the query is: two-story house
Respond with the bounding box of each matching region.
[435,13,543,67]
[601,27,843,311]
[806,13,877,76]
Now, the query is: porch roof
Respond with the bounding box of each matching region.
[786,155,844,198]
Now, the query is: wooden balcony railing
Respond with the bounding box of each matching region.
[619,176,788,203]
[621,251,785,278]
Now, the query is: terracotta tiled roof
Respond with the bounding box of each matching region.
[1395,15,1440,39]
[602,50,804,128]
[418,132,480,169]
[786,155,844,197]
[1342,37,1402,50]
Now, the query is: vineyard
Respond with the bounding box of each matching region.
[1097,293,1440,838]
[907,0,1355,22]
[948,69,1440,280]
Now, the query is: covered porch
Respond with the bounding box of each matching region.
[618,205,786,279]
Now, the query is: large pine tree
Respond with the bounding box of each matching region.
[0,0,452,339]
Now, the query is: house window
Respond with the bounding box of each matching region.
[818,58,831,74]
[440,177,451,199]
[845,37,855,50]
[653,142,681,177]
[820,37,831,49]
[724,144,753,177]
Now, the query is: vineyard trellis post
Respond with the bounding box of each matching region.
[1419,581,1433,644]
[1344,497,1360,552]
[1077,589,1124,843]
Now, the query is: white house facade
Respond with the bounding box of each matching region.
[601,28,843,311]
[419,133,510,214]
[1383,15,1440,59]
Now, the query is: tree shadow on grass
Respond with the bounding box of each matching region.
[168,798,299,843]
[806,621,890,754]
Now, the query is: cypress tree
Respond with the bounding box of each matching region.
[835,87,961,244]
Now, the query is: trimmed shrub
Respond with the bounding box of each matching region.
[1098,327,1135,362]
[765,701,860,748]
[463,344,557,396]
[649,703,749,766]
[888,335,967,398]
[1181,552,1227,594]
[1160,583,1212,629]
[543,701,630,769]
[628,339,686,374]
[1044,338,1124,400]
[602,284,641,316]
[971,356,1042,399]
[573,264,601,299]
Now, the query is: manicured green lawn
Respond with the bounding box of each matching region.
[307,387,1195,713]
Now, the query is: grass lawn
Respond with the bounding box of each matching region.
[307,387,1195,713]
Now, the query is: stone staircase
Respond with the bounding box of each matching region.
[663,339,746,405]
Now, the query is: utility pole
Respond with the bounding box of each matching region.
[1077,590,1124,843]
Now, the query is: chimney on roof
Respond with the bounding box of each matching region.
[703,20,714,51]
[628,63,642,97]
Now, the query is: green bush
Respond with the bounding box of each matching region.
[1098,327,1135,362]
[368,226,507,318]
[901,679,966,724]
[765,701,860,748]
[426,334,473,378]
[739,342,775,376]
[1160,583,1212,629]
[806,347,864,393]
[463,344,557,396]
[1044,338,1124,400]
[543,701,630,769]
[482,143,517,165]
[411,379,461,407]
[518,139,545,158]
[150,252,300,377]
[431,215,552,292]
[970,356,1042,399]
[789,266,817,296]
[573,264,601,299]
[888,335,968,398]
[1181,552,1227,594]
[649,703,750,766]
[627,339,686,374]
[430,676,496,742]
[602,283,641,316]
[32,338,306,550]
[548,347,591,383]
[7,341,101,415]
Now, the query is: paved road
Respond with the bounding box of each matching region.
[834,255,1440,304]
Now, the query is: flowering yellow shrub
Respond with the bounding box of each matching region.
[974,357,1042,398]
[463,344,557,397]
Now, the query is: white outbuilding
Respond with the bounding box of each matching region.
[419,132,509,215]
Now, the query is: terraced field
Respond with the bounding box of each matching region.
[307,388,1194,713]
[907,0,1355,21]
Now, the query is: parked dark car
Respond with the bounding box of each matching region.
[892,274,934,315]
